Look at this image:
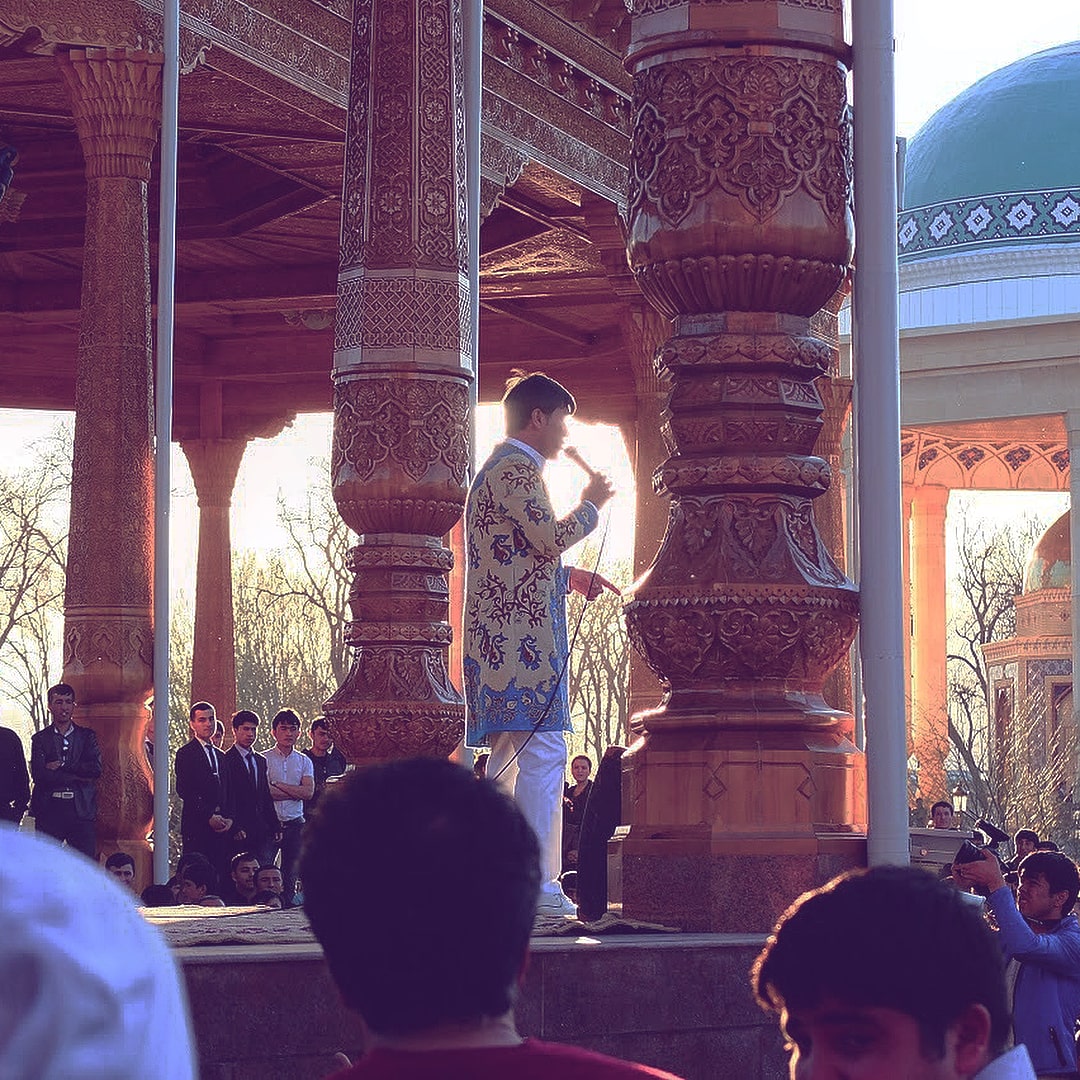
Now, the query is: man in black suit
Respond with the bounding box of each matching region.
[0,724,30,825]
[222,709,279,866]
[29,682,101,857]
[174,701,233,876]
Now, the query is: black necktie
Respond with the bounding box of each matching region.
[206,744,217,775]
[247,753,257,787]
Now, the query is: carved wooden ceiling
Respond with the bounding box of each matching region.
[0,0,641,440]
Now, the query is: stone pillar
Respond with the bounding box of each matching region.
[612,2,862,932]
[180,436,248,725]
[55,47,162,871]
[326,0,472,761]
[909,485,950,804]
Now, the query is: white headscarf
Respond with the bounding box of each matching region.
[0,826,196,1079]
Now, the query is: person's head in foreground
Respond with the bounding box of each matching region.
[301,757,683,1077]
[753,865,1021,1080]
[0,826,195,1078]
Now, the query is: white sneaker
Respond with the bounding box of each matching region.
[536,891,578,917]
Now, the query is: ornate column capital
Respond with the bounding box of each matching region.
[181,438,249,512]
[55,47,163,181]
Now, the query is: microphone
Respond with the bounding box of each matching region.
[564,445,599,479]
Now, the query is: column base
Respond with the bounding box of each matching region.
[609,829,867,932]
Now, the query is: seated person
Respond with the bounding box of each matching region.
[141,883,177,907]
[176,863,224,907]
[104,851,137,892]
[221,851,260,905]
[301,758,684,1078]
[255,865,284,898]
[753,864,1034,1079]
[252,889,282,910]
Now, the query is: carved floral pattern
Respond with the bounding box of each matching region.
[630,56,851,228]
[333,376,470,486]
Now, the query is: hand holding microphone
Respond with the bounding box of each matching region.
[564,446,615,510]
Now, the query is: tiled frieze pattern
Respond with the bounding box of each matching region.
[899,188,1080,259]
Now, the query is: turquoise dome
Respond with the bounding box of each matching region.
[904,42,1080,210]
[1024,511,1071,594]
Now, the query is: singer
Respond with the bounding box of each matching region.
[464,370,615,914]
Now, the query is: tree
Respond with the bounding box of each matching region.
[566,551,632,766]
[0,427,70,732]
[946,508,1054,825]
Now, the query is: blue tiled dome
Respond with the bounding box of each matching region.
[904,42,1080,209]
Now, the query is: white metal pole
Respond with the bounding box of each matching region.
[153,0,180,883]
[852,0,909,865]
[459,0,482,768]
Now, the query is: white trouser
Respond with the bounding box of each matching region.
[487,730,566,894]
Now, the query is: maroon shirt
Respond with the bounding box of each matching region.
[333,1038,684,1079]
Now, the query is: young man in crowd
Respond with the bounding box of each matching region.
[753,864,1035,1079]
[304,716,347,808]
[174,701,233,877]
[222,709,279,865]
[175,862,225,907]
[29,682,101,858]
[221,851,261,906]
[104,851,137,892]
[955,848,1080,1074]
[0,722,29,825]
[255,864,284,898]
[301,757,683,1078]
[263,709,314,905]
[930,800,956,829]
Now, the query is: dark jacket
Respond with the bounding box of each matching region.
[222,745,278,850]
[175,738,232,854]
[29,723,101,822]
[0,726,30,823]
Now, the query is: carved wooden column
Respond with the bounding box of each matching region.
[56,47,161,870]
[613,2,862,931]
[326,0,472,761]
[180,437,248,724]
[910,484,950,804]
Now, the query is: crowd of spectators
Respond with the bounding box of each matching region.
[0,683,347,909]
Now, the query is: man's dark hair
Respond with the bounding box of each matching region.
[232,709,259,730]
[105,852,135,871]
[301,757,541,1036]
[1014,828,1039,846]
[189,701,214,722]
[1036,840,1061,852]
[1018,851,1080,914]
[231,851,259,872]
[179,862,217,894]
[752,866,1009,1059]
[141,884,176,907]
[310,717,330,733]
[252,890,281,906]
[272,709,301,731]
[929,800,953,816]
[571,754,592,770]
[502,370,576,434]
[46,682,75,702]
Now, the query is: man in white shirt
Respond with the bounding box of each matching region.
[263,708,314,906]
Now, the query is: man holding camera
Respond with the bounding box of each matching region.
[956,849,1080,1075]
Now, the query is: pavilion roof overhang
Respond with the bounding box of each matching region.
[0,0,641,438]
